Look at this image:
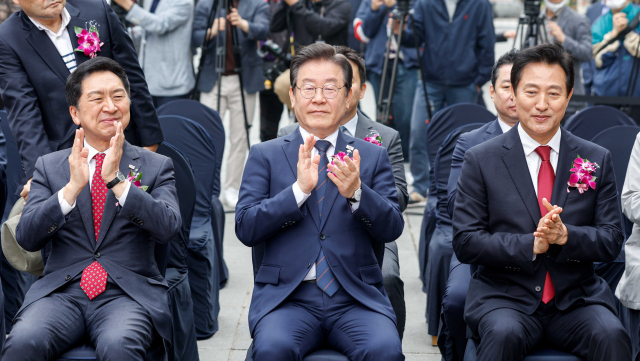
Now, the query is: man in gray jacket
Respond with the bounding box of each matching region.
[277,46,408,339]
[112,0,196,108]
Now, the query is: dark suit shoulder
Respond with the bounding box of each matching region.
[464,130,508,157]
[0,11,22,35]
[278,124,298,138]
[358,115,399,141]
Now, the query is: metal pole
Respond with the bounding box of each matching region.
[409,10,431,119]
[382,11,406,124]
[190,0,220,100]
[377,10,395,124]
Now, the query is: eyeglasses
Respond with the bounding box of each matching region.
[296,84,345,99]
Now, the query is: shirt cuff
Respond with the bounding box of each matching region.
[58,189,76,216]
[116,181,132,207]
[533,255,537,261]
[292,181,311,208]
[349,200,360,212]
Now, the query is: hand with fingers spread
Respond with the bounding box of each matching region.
[327,149,362,199]
[534,198,568,247]
[63,129,90,205]
[297,135,320,194]
[227,7,249,33]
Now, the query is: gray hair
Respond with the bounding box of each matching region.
[289,43,352,96]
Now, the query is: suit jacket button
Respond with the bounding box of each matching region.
[307,263,311,268]
[535,286,542,292]
[130,215,135,221]
[319,234,326,241]
[94,252,100,258]
[65,275,71,281]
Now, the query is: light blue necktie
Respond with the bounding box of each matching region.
[312,140,341,296]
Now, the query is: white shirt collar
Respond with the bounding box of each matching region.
[28,8,71,37]
[84,139,110,165]
[342,113,358,137]
[517,123,561,157]
[298,126,340,150]
[496,117,513,134]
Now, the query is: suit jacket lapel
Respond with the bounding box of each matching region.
[66,4,91,68]
[23,11,70,84]
[96,142,140,249]
[62,156,96,244]
[484,118,503,141]
[501,126,541,227]
[319,132,355,231]
[354,110,373,139]
[282,130,320,229]
[550,128,577,209]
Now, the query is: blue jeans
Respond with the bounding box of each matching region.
[409,82,479,196]
[369,63,418,159]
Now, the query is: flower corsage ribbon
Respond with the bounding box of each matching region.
[567,155,599,194]
[74,21,104,59]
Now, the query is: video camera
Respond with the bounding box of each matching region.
[257,40,294,90]
[523,0,542,18]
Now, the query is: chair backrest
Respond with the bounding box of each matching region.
[433,123,486,227]
[564,105,636,141]
[156,100,225,196]
[158,115,217,249]
[0,110,24,223]
[157,142,197,271]
[591,125,640,240]
[426,103,494,196]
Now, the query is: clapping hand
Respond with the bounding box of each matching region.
[327,150,362,199]
[297,135,320,194]
[63,129,90,205]
[533,198,568,254]
[101,122,126,197]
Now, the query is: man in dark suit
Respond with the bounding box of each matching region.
[236,43,404,360]
[0,0,163,200]
[2,57,181,360]
[439,49,519,361]
[278,46,408,339]
[453,43,631,360]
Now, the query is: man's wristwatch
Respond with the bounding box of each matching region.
[106,171,126,189]
[347,187,362,203]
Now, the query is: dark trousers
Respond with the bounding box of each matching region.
[152,94,190,109]
[3,278,154,361]
[259,89,283,142]
[476,299,632,361]
[252,282,403,361]
[383,241,405,340]
[440,254,471,361]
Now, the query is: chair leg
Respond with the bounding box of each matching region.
[432,335,438,347]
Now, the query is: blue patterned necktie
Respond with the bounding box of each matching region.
[312,140,341,296]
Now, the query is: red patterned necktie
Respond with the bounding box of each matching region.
[534,146,555,304]
[80,153,108,300]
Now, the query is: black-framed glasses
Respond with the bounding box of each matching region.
[296,84,345,99]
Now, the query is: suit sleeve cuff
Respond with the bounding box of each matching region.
[58,189,76,215]
[292,181,311,208]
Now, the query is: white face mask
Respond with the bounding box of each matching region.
[544,0,568,13]
[605,0,627,10]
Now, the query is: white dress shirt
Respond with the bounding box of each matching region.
[517,123,561,196]
[341,113,359,138]
[58,140,131,215]
[28,9,77,73]
[293,127,361,280]
[497,117,513,134]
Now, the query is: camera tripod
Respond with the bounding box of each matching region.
[191,0,251,150]
[512,0,549,49]
[377,1,432,127]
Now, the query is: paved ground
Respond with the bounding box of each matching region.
[201,20,520,358]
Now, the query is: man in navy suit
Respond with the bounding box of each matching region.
[440,49,520,360]
[236,43,404,361]
[453,43,631,360]
[0,0,163,200]
[2,57,181,360]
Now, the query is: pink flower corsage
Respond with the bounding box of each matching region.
[567,155,599,194]
[128,171,148,192]
[74,21,104,59]
[364,134,383,146]
[327,151,353,175]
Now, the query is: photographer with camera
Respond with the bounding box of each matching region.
[542,0,592,95]
[392,0,495,203]
[592,0,640,97]
[192,0,269,207]
[270,0,351,110]
[355,0,419,164]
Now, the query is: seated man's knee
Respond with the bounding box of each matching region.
[442,279,468,316]
[3,325,49,360]
[94,328,152,361]
[480,316,528,350]
[588,318,631,354]
[253,334,300,361]
[357,333,404,361]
